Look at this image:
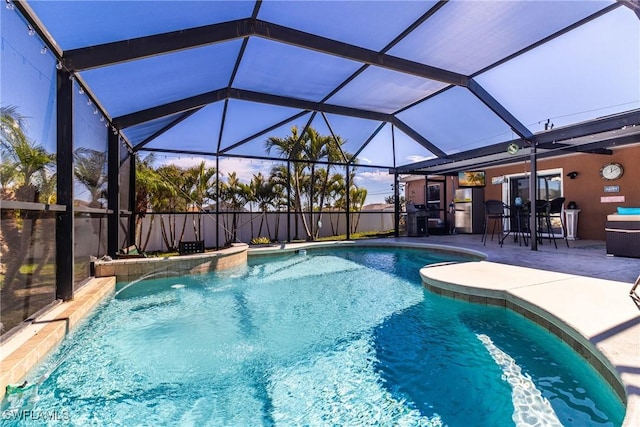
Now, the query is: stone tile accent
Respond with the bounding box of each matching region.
[93,244,248,281]
[0,277,115,401]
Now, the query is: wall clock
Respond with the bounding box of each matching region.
[600,162,624,180]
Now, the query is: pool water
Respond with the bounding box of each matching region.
[3,248,624,426]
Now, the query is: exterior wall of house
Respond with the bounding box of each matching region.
[404,144,640,240]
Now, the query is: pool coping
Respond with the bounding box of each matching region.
[0,277,116,402]
[250,240,638,426]
[247,239,487,261]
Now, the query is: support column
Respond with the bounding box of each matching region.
[394,172,400,237]
[215,155,220,250]
[346,164,351,240]
[107,132,120,257]
[287,160,292,242]
[56,69,74,300]
[529,141,538,251]
[128,151,136,246]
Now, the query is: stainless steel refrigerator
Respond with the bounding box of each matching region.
[454,188,485,234]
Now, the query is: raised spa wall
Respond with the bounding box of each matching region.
[92,243,248,282]
[0,244,248,402]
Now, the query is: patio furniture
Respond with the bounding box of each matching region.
[482,200,507,246]
[178,240,205,255]
[606,212,640,258]
[504,203,529,246]
[543,197,569,248]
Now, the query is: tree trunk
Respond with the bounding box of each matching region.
[160,216,170,251]
[293,170,312,240]
[178,214,188,247]
[142,215,155,251]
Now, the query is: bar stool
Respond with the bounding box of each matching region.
[546,197,569,248]
[525,200,552,246]
[482,200,507,246]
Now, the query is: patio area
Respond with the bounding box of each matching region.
[397,233,639,284]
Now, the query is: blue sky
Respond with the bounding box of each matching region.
[2,2,639,205]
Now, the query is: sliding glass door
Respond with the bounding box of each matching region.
[508,173,564,235]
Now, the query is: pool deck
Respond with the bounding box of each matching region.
[250,236,640,426]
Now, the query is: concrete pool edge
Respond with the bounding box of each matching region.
[247,239,487,261]
[419,261,639,427]
[0,277,115,402]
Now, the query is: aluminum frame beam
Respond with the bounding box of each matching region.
[115,88,393,129]
[396,109,640,173]
[63,18,468,87]
[467,79,534,141]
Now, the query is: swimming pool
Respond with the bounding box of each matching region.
[2,248,624,426]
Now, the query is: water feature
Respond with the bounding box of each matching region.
[113,269,183,297]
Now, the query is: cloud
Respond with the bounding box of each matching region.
[359,157,373,165]
[355,170,394,183]
[153,156,271,183]
[218,158,272,182]
[157,156,216,170]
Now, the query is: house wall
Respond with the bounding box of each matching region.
[404,144,640,240]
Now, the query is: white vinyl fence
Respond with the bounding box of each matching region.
[134,210,397,252]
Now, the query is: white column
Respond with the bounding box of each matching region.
[565,209,581,240]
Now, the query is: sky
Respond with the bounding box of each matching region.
[2,1,639,205]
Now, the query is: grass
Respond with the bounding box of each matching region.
[316,230,395,241]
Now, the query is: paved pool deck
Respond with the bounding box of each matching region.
[250,235,640,426]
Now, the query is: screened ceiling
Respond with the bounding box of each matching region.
[14,0,640,172]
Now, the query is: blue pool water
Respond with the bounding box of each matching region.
[3,248,624,426]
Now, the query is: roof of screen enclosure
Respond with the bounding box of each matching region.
[15,0,640,174]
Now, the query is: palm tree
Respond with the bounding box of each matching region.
[326,173,346,236]
[73,147,107,208]
[73,147,108,256]
[152,164,190,251]
[1,106,55,202]
[268,165,289,242]
[266,126,312,240]
[1,106,55,301]
[250,172,276,239]
[219,172,248,244]
[265,126,348,241]
[350,186,368,234]
[184,161,217,241]
[303,129,347,239]
[134,154,164,250]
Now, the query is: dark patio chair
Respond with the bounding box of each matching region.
[547,197,569,247]
[482,200,507,246]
